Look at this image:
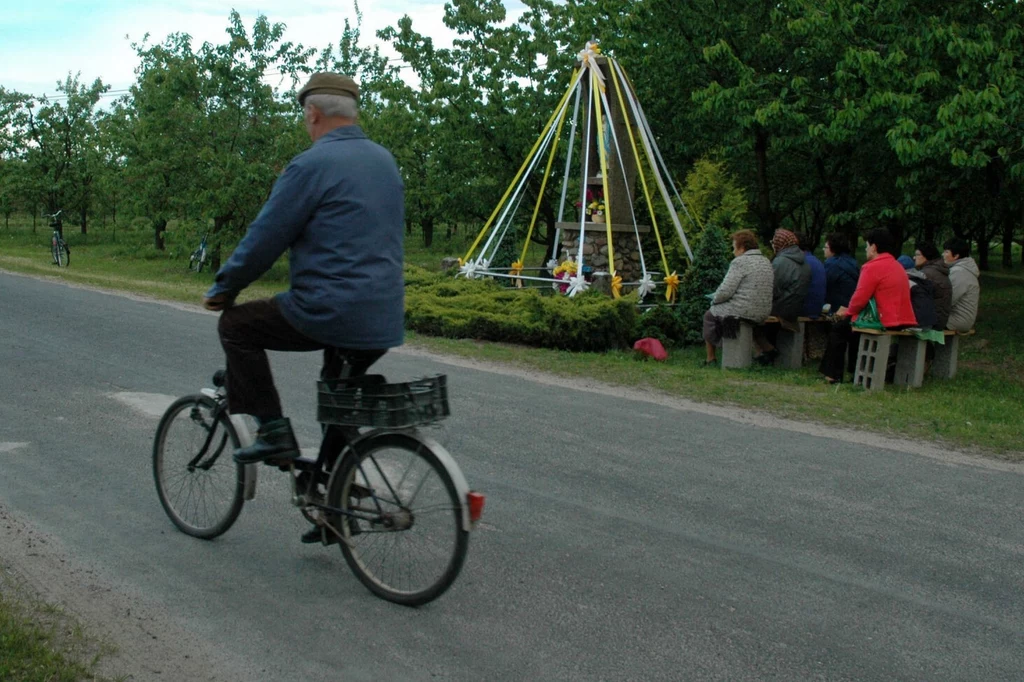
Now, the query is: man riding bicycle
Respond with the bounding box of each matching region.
[202,72,405,544]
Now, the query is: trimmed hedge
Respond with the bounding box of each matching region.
[404,266,637,352]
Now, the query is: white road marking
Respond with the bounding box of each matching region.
[110,392,177,418]
[0,442,29,453]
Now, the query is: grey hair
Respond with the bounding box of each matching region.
[304,93,358,119]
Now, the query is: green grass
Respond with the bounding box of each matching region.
[0,574,118,682]
[2,214,1022,458]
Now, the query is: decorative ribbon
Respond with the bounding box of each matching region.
[458,260,477,279]
[510,259,524,288]
[664,271,680,302]
[610,271,622,299]
[577,40,605,91]
[567,275,590,297]
[460,258,488,280]
[637,274,656,301]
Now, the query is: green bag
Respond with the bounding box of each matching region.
[852,298,884,330]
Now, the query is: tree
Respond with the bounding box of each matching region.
[120,13,314,252]
[23,74,109,232]
[380,0,585,255]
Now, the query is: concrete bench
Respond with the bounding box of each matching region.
[721,316,830,369]
[853,328,975,390]
[931,329,975,380]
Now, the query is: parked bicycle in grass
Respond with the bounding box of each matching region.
[47,210,70,267]
[153,349,484,606]
[188,232,209,272]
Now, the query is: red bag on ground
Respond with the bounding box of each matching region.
[633,337,668,362]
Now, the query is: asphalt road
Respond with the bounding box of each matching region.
[1,271,1022,681]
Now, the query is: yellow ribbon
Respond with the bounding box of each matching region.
[510,259,524,288]
[609,59,671,279]
[611,271,622,299]
[664,272,680,302]
[591,69,614,275]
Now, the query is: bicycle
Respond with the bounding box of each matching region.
[152,349,484,606]
[47,210,70,267]
[188,232,209,272]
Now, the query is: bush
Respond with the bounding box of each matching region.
[676,223,731,344]
[633,304,686,347]
[667,156,749,272]
[404,265,637,351]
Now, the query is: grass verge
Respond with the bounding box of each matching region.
[2,218,1022,459]
[0,570,118,682]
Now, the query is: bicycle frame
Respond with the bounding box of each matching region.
[198,373,474,532]
[198,388,259,500]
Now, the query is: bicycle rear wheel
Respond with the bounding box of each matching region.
[153,394,244,539]
[328,433,468,606]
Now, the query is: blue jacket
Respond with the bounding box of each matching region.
[206,125,405,349]
[823,253,860,312]
[801,251,827,318]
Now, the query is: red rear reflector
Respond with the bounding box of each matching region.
[467,491,485,522]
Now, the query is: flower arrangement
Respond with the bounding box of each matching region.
[575,188,605,222]
[552,258,578,293]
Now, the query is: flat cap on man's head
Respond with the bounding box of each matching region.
[297,72,360,105]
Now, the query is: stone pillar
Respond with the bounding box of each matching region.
[580,57,640,228]
[556,222,650,284]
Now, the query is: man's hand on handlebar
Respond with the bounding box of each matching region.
[203,293,233,311]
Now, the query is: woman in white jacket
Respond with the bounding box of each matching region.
[703,229,775,365]
[942,237,981,332]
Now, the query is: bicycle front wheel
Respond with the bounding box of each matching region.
[153,394,244,539]
[328,433,469,606]
[52,241,62,266]
[59,242,69,267]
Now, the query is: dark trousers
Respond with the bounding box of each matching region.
[819,318,858,382]
[218,299,326,419]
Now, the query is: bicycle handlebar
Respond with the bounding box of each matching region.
[44,210,63,219]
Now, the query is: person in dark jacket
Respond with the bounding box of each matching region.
[753,229,812,363]
[797,232,826,319]
[823,232,859,313]
[820,228,916,383]
[900,257,939,330]
[203,72,405,470]
[913,241,952,329]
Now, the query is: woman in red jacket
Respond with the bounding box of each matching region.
[820,228,917,384]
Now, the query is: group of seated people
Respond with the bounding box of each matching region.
[703,227,981,383]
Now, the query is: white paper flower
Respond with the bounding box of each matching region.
[459,260,479,279]
[637,274,656,301]
[545,258,559,271]
[567,275,590,297]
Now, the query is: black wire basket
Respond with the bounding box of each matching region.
[317,374,450,428]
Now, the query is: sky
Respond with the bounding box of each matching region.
[0,0,527,101]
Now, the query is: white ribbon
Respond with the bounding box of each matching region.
[567,275,590,298]
[459,258,487,279]
[637,274,656,301]
[577,40,605,91]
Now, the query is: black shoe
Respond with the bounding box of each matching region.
[233,417,300,464]
[301,520,361,545]
[300,526,339,545]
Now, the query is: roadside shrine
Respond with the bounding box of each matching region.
[456,40,698,302]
